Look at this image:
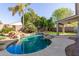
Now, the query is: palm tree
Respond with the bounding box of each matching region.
[8,3,30,29]
[8,4,31,53]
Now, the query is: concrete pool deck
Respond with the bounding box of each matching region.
[0,35,75,56]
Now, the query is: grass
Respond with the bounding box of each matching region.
[44,31,76,35]
[0,36,6,40]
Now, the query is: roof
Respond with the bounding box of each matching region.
[11,22,22,25]
[56,15,79,24]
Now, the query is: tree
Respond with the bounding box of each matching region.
[21,9,39,33]
[52,8,74,35]
[8,3,30,29]
[52,8,74,21]
[40,17,48,30]
[47,17,55,31]
[33,16,55,31]
[22,21,37,33]
[34,16,48,31]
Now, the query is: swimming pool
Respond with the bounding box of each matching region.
[6,34,51,54]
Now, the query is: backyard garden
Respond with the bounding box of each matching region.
[0,4,77,36]
[0,3,78,56]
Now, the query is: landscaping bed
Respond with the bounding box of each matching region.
[44,31,76,35]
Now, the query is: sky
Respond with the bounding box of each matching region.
[0,3,75,24]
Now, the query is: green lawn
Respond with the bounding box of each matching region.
[0,36,6,39]
[44,31,76,35]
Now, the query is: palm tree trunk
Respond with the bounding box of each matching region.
[22,11,24,30]
[22,11,24,54]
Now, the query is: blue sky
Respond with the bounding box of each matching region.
[0,3,75,24]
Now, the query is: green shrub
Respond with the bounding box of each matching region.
[0,34,5,36]
[23,22,37,33]
[0,27,14,33]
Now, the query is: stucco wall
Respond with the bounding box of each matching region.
[0,24,4,31]
[0,24,22,31]
[15,25,22,31]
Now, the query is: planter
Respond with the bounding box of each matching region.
[0,45,5,51]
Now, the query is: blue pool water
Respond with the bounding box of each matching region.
[6,34,51,54]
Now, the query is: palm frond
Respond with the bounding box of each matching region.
[8,3,31,16]
[25,3,31,7]
[8,7,13,11]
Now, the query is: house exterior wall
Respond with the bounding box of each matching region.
[75,3,79,15]
[15,25,22,31]
[0,24,22,31]
[0,24,4,31]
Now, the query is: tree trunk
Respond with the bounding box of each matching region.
[22,11,25,54]
[22,12,24,30]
